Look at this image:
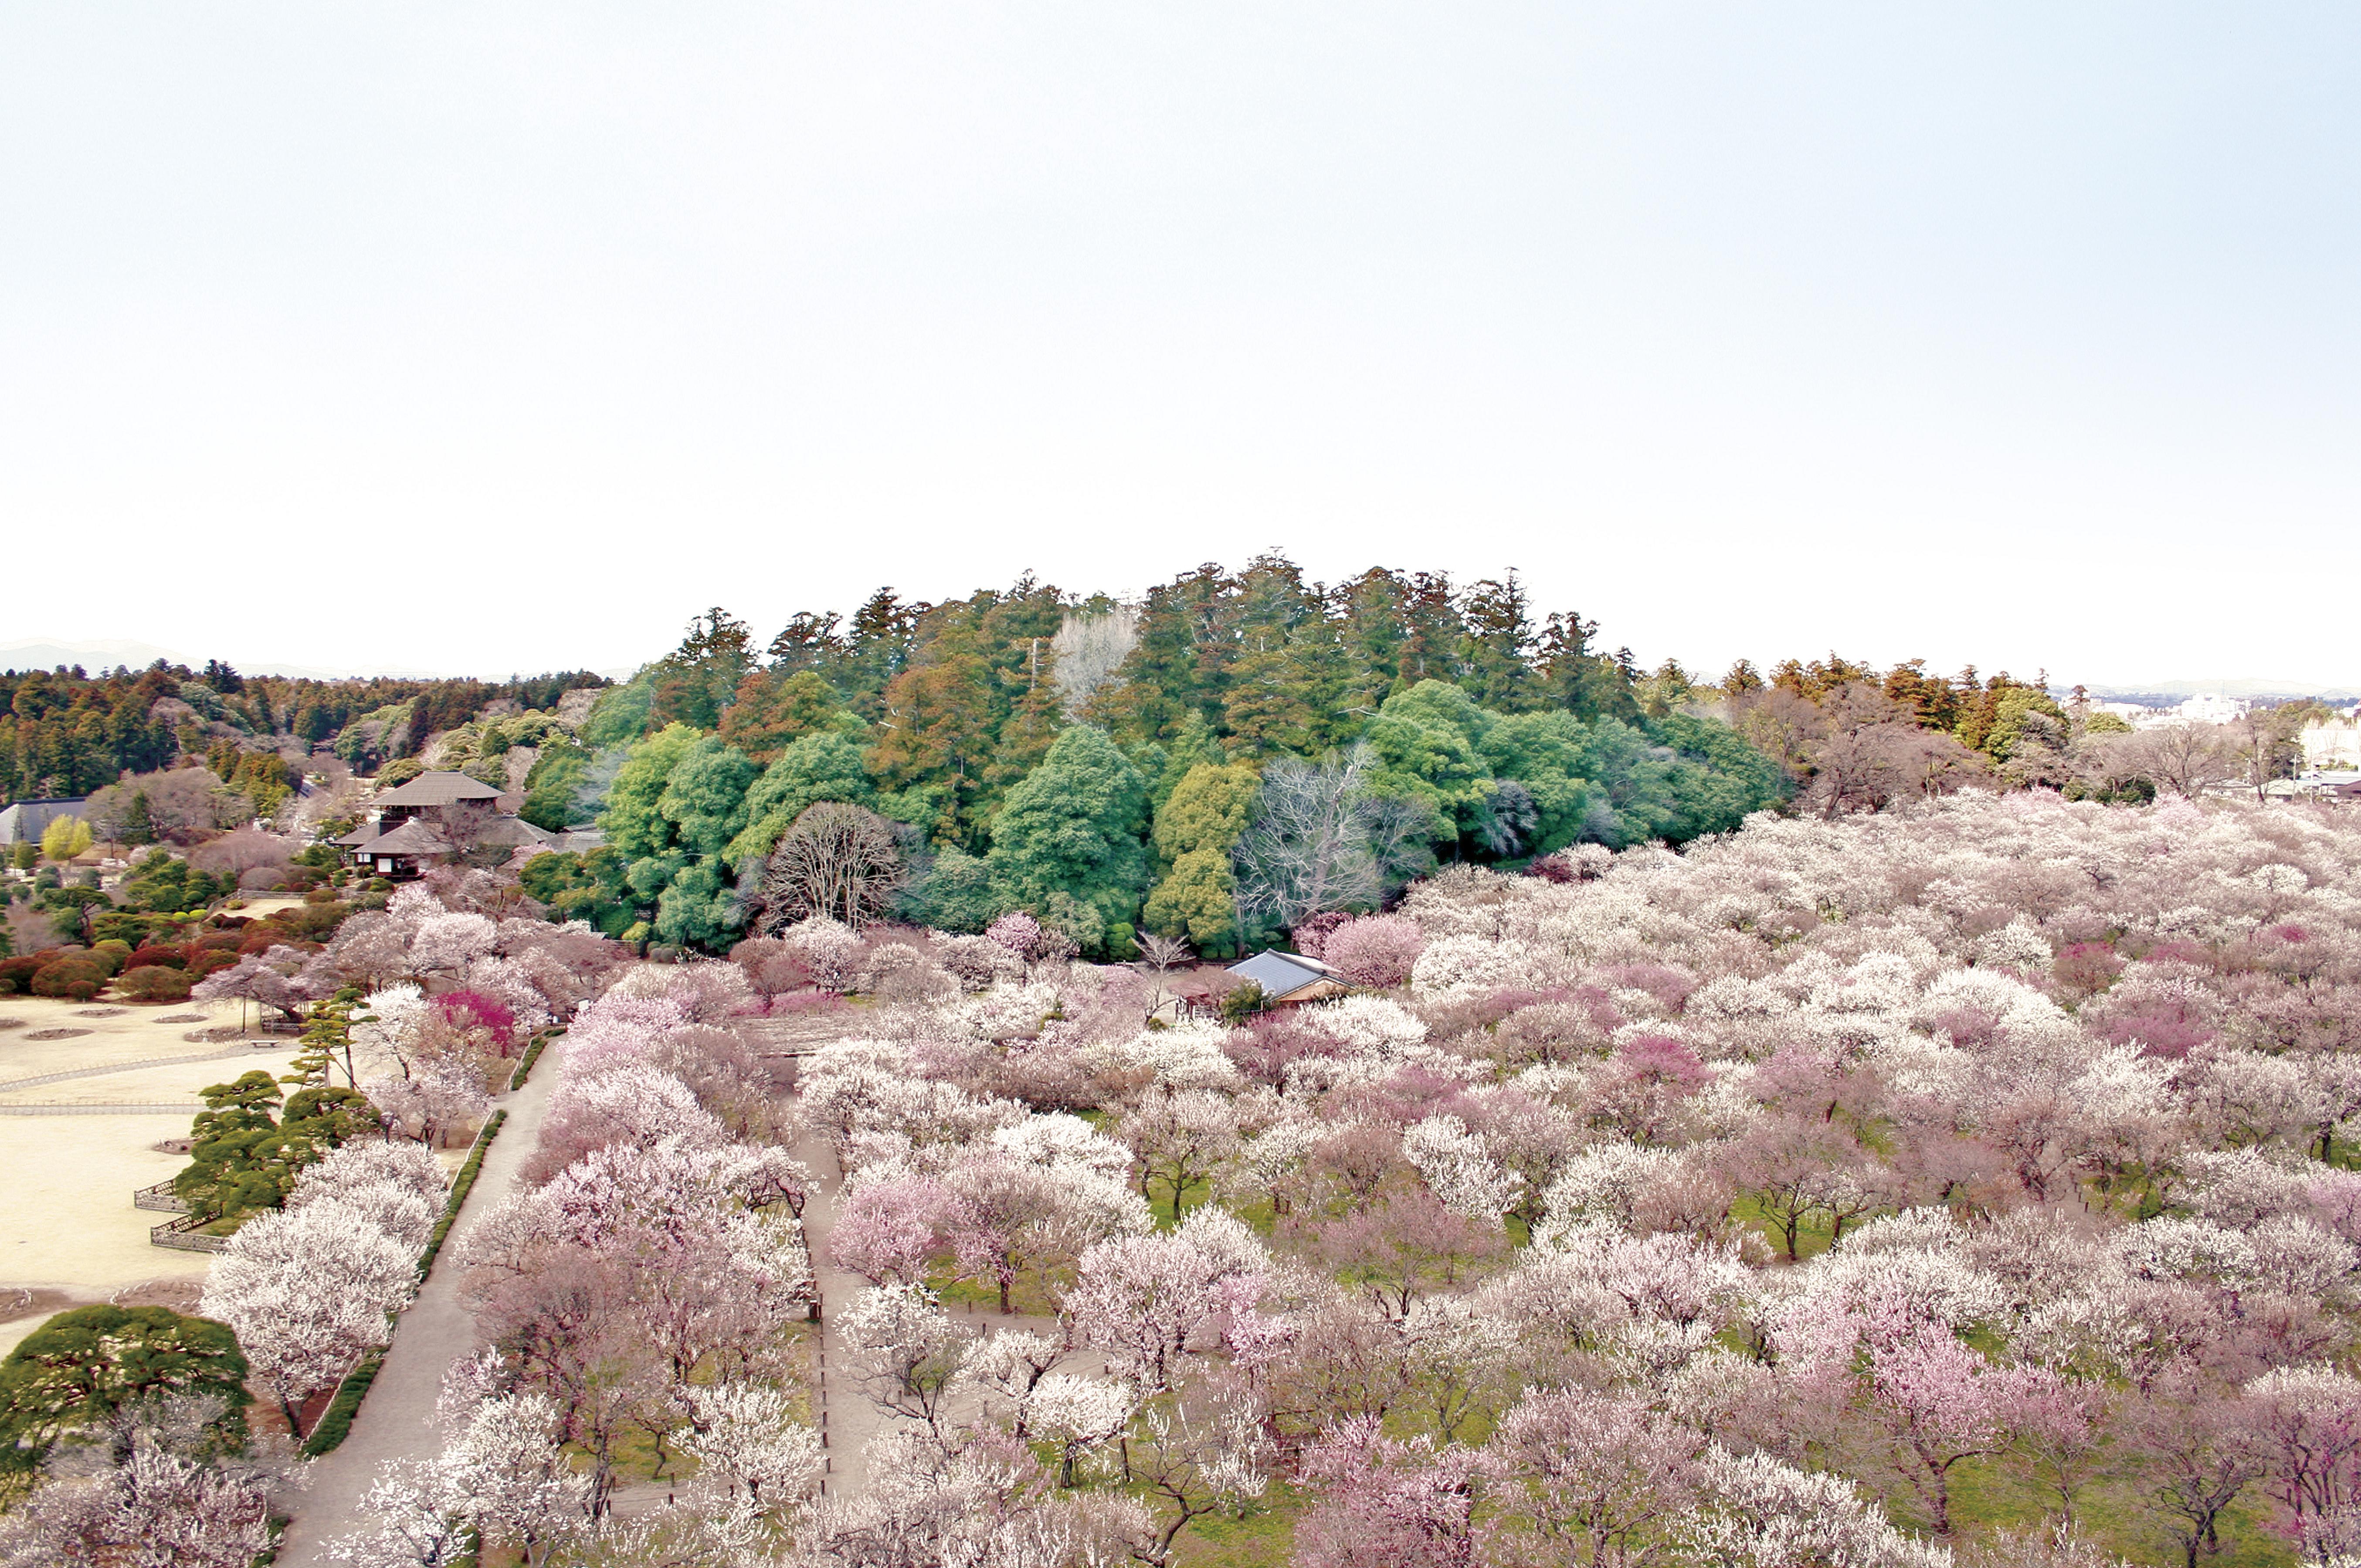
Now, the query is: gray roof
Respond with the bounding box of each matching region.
[1226,950,1340,999]
[333,823,383,847]
[370,770,504,807]
[0,798,89,845]
[471,815,556,847]
[357,818,456,857]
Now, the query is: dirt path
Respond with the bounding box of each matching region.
[793,1123,884,1497]
[268,1043,565,1567]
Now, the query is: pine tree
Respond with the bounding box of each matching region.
[1459,573,1540,711]
[121,790,155,847]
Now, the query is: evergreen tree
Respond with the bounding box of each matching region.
[655,737,759,860]
[766,610,850,678]
[902,844,1001,933]
[0,1306,250,1475]
[600,723,704,861]
[728,733,880,861]
[985,726,1151,955]
[1142,761,1260,957]
[1459,573,1540,711]
[1536,608,1640,721]
[648,607,757,730]
[841,588,925,721]
[717,669,863,762]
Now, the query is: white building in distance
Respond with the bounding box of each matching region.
[2304,722,2361,770]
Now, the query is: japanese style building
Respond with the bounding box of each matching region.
[1224,948,1350,1007]
[335,770,555,878]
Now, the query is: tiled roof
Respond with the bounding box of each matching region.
[370,770,504,806]
[357,817,455,856]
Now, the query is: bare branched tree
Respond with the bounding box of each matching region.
[437,801,514,871]
[1051,606,1142,718]
[1135,933,1193,1013]
[1232,746,1432,931]
[758,801,906,930]
[1136,933,1193,975]
[2114,721,2240,798]
[2229,707,2303,800]
[1802,684,1988,816]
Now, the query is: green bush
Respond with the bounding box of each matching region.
[31,957,109,998]
[118,965,195,1004]
[507,1033,556,1092]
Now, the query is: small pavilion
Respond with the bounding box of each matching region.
[1224,949,1350,1007]
[336,770,553,878]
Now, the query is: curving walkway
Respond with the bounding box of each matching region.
[268,1042,565,1568]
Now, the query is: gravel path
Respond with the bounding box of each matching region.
[268,1044,565,1567]
[793,1123,882,1497]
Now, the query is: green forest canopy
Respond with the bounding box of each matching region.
[520,556,1786,957]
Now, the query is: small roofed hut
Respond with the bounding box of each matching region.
[1224,949,1350,1008]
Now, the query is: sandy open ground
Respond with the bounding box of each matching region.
[0,994,308,1340]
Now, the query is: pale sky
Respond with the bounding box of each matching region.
[3,5,2355,686]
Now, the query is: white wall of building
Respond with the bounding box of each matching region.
[2305,722,2361,770]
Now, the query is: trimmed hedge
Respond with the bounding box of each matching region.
[507,1028,560,1092]
[299,1349,384,1458]
[417,1110,505,1284]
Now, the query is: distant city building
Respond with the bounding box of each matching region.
[2169,695,2248,725]
[2113,694,2252,730]
[2304,722,2361,771]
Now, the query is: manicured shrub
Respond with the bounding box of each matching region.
[0,954,51,989]
[118,966,196,1004]
[125,944,190,971]
[31,957,109,998]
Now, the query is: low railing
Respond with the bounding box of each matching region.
[149,1212,229,1253]
[132,1179,189,1214]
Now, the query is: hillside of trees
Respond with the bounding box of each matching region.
[0,662,607,801]
[10,554,2314,971]
[519,558,1796,957]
